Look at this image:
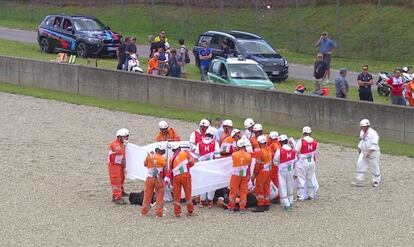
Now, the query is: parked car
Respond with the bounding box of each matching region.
[207,56,275,90]
[193,30,288,81]
[38,15,121,58]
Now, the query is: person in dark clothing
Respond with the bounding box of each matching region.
[357,65,374,102]
[124,37,138,70]
[116,37,129,70]
[221,40,231,59]
[313,53,328,94]
[167,49,181,78]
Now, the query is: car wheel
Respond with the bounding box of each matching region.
[76,42,88,58]
[40,37,53,53]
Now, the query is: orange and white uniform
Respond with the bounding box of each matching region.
[108,139,126,200]
[254,146,272,207]
[166,150,196,216]
[220,135,235,157]
[250,135,261,159]
[228,149,252,210]
[405,80,414,107]
[141,153,167,217]
[155,127,181,142]
[219,130,231,146]
[274,144,296,207]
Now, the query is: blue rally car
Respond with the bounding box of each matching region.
[38,15,121,58]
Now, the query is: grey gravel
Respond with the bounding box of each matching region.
[0,92,413,247]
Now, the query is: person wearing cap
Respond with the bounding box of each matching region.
[294,127,318,201]
[195,127,221,208]
[335,68,349,98]
[228,139,252,213]
[141,143,167,217]
[251,123,264,158]
[189,119,210,152]
[220,128,239,157]
[315,31,336,83]
[251,135,272,212]
[244,118,255,139]
[155,120,181,142]
[355,119,381,187]
[108,128,130,205]
[165,143,196,217]
[218,119,233,145]
[273,134,296,212]
[357,65,374,102]
[267,131,281,203]
[313,53,328,93]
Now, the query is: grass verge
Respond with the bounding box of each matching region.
[0,81,412,158]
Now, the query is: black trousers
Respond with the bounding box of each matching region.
[359,90,373,102]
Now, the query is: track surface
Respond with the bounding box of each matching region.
[0,92,412,246]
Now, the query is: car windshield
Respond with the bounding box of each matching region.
[73,18,105,31]
[229,64,268,80]
[237,39,276,55]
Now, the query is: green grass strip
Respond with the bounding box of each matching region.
[0,81,412,158]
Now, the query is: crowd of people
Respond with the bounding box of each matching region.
[313,31,414,107]
[107,117,381,218]
[116,30,191,79]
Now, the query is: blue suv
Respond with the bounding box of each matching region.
[38,15,121,58]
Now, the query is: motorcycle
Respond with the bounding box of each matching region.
[125,54,143,73]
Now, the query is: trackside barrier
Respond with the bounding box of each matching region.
[0,55,413,144]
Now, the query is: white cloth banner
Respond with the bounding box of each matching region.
[125,141,234,197]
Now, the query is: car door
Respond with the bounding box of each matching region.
[49,16,65,50]
[210,34,224,58]
[207,61,229,84]
[60,18,76,52]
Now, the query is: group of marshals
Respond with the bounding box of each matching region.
[108,118,381,216]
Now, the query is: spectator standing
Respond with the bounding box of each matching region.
[154,30,168,43]
[221,40,231,58]
[386,69,406,106]
[157,45,169,76]
[335,68,349,98]
[167,49,181,78]
[147,53,160,75]
[313,53,328,94]
[315,31,336,83]
[124,37,138,71]
[178,38,189,78]
[198,40,212,81]
[357,65,374,102]
[116,37,129,70]
[405,79,414,107]
[148,35,155,58]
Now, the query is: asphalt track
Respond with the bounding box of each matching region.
[0,26,367,86]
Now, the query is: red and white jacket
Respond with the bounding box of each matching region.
[195,138,220,161]
[295,136,318,164]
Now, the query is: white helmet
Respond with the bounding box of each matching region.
[155,142,166,151]
[244,118,255,129]
[302,126,312,134]
[269,131,279,140]
[253,123,263,132]
[231,129,241,137]
[158,121,169,129]
[237,139,246,148]
[116,128,129,137]
[257,135,267,144]
[359,119,371,127]
[199,119,210,127]
[223,119,233,127]
[170,142,181,150]
[278,134,288,142]
[205,127,216,136]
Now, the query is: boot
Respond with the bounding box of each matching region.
[252,206,264,213]
[113,198,127,205]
